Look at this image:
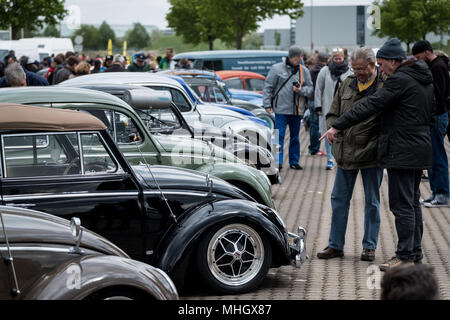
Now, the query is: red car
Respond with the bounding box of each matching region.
[216,70,266,94]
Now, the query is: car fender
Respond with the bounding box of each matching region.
[154,199,290,286]
[232,142,273,168]
[22,255,178,300]
[195,162,274,208]
[225,120,272,152]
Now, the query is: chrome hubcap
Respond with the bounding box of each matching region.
[207,223,264,287]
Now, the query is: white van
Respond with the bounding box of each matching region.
[16,37,74,60]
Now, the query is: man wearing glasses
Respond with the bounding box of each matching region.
[317,47,384,262]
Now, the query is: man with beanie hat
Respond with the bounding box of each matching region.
[320,38,435,271]
[263,45,313,170]
[412,40,450,208]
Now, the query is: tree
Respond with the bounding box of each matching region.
[71,25,101,50]
[98,21,117,49]
[373,0,450,52]
[43,24,61,37]
[167,0,304,49]
[167,0,229,50]
[0,0,67,40]
[274,31,281,47]
[243,32,263,49]
[126,23,151,50]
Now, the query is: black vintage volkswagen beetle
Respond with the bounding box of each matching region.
[0,103,307,294]
[0,205,179,300]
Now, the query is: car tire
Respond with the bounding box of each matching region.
[196,222,272,294]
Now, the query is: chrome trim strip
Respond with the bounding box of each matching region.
[143,190,208,197]
[3,192,139,201]
[0,246,71,253]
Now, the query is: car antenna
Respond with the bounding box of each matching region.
[0,212,21,296]
[132,137,179,226]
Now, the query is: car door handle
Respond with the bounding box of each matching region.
[7,203,36,208]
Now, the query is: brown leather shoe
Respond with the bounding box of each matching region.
[317,246,344,259]
[379,256,414,271]
[361,248,375,261]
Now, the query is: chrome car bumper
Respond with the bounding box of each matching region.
[288,226,308,267]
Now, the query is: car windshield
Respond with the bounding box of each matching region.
[135,107,186,135]
[183,78,231,104]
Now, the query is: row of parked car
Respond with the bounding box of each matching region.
[0,69,307,300]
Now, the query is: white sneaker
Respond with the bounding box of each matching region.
[424,198,450,208]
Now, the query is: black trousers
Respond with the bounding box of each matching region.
[387,169,423,262]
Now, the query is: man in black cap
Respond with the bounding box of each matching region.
[127,52,151,72]
[104,55,114,71]
[320,38,435,271]
[412,40,450,208]
[263,45,313,170]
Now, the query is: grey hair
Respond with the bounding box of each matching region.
[350,47,376,63]
[5,62,26,86]
[113,54,125,63]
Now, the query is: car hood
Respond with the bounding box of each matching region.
[0,206,128,258]
[196,103,247,120]
[152,134,243,164]
[131,165,251,201]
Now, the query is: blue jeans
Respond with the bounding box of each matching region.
[307,102,321,155]
[275,114,302,165]
[329,167,383,251]
[325,139,333,162]
[428,113,449,200]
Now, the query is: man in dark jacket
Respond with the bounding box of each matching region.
[54,56,79,84]
[317,47,384,262]
[321,38,435,271]
[412,40,450,207]
[0,62,49,87]
[104,54,126,72]
[128,53,151,72]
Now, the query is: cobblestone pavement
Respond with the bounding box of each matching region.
[182,126,450,300]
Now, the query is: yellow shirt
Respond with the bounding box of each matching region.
[357,76,376,92]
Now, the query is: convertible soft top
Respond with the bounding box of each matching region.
[0,103,106,131]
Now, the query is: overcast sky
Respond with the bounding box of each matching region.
[64,0,374,31]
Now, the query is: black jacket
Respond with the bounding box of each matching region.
[428,56,450,115]
[332,60,435,170]
[0,68,49,87]
[104,64,125,72]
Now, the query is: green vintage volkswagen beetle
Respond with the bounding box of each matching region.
[0,87,274,209]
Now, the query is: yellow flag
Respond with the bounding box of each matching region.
[107,39,112,55]
[123,41,127,57]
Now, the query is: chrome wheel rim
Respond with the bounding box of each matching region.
[207,223,264,287]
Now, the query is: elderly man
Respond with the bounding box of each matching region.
[321,38,435,271]
[0,62,48,87]
[317,47,384,261]
[263,46,313,170]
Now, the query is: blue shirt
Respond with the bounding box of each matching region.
[0,68,49,87]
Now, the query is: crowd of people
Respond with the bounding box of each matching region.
[0,47,177,87]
